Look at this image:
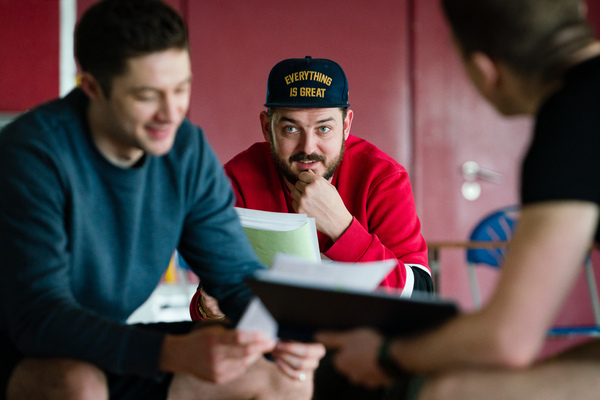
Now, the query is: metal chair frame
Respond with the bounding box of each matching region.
[467,205,600,336]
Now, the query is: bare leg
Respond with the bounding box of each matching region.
[419,340,600,400]
[167,357,313,400]
[7,358,108,400]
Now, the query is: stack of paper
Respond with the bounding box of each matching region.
[263,253,398,292]
[235,207,320,267]
[237,254,402,339]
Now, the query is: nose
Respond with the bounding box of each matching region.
[299,132,318,155]
[157,93,183,123]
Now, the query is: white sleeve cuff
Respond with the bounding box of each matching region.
[401,264,430,298]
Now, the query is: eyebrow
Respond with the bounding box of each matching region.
[278,116,337,125]
[132,76,193,92]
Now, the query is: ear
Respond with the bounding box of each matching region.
[79,72,105,101]
[259,111,272,143]
[343,109,353,140]
[468,52,501,94]
[579,0,588,18]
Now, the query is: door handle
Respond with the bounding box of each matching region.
[462,161,502,183]
[461,161,502,201]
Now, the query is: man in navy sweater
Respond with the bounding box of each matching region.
[0,1,323,399]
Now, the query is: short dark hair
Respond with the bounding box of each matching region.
[75,0,188,97]
[441,0,595,82]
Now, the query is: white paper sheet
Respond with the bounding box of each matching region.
[236,254,398,339]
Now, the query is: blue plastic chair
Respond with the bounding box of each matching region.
[467,205,600,336]
[466,205,520,309]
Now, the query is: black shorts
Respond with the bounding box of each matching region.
[1,321,195,400]
[313,351,427,400]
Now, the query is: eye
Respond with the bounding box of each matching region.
[284,126,299,133]
[318,126,331,133]
[175,83,191,95]
[133,91,159,102]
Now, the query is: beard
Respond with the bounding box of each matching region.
[270,137,346,185]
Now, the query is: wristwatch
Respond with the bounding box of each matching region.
[377,337,407,378]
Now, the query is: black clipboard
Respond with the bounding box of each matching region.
[245,275,459,342]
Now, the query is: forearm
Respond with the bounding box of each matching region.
[392,202,599,374]
[159,326,277,383]
[324,218,430,290]
[179,149,265,323]
[159,334,190,375]
[4,289,166,376]
[390,311,529,374]
[324,173,430,290]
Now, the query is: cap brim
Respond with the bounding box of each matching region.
[264,102,350,108]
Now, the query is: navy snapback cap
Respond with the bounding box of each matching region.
[264,56,350,108]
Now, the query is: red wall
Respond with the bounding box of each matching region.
[0,0,60,112]
[186,0,413,167]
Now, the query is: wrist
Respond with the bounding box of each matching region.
[377,337,408,378]
[159,334,182,374]
[327,214,353,242]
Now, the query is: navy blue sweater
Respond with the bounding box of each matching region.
[0,89,264,377]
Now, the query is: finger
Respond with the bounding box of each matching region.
[272,342,325,372]
[203,294,222,311]
[274,340,306,356]
[215,330,276,352]
[210,354,263,384]
[290,186,302,201]
[272,351,321,372]
[230,330,272,344]
[294,180,308,194]
[313,331,344,348]
[201,296,225,320]
[275,341,326,359]
[297,170,317,183]
[216,341,275,364]
[247,339,277,355]
[275,359,313,381]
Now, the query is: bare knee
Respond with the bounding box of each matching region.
[7,358,108,400]
[418,374,460,400]
[168,358,313,400]
[419,370,516,400]
[418,370,494,400]
[261,360,313,400]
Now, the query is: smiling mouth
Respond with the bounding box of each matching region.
[296,159,320,169]
[147,126,173,140]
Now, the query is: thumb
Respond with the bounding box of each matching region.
[298,169,317,181]
[314,331,344,348]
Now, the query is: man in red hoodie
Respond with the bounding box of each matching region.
[221,56,431,295]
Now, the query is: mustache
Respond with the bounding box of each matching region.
[288,153,325,163]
